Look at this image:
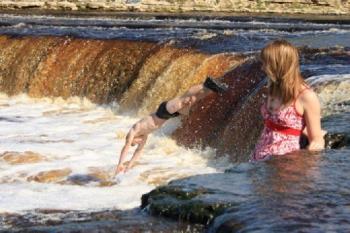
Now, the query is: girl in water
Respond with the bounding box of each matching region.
[116,39,325,173]
[252,40,325,161]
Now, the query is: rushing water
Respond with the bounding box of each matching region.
[0,12,350,52]
[0,94,230,212]
[0,11,349,232]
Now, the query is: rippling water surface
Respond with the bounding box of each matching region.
[0,12,349,52]
[0,12,349,232]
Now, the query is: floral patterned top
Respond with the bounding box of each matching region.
[251,90,308,161]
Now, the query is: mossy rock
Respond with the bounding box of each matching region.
[142,185,235,225]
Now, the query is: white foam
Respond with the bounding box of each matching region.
[308,74,350,86]
[308,74,350,115]
[0,94,230,213]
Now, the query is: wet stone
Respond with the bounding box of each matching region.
[324,133,349,149]
[141,183,237,225]
[27,168,72,183]
[64,173,117,187]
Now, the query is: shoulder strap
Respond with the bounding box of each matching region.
[294,87,310,105]
[293,87,311,116]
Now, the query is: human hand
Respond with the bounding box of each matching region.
[115,163,127,175]
[308,139,325,151]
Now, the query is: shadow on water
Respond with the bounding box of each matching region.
[141,148,350,233]
[210,149,350,233]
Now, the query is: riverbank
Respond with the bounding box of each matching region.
[0,0,349,16]
[1,9,350,25]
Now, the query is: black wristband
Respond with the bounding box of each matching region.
[203,76,229,93]
[155,101,180,120]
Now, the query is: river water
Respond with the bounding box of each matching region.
[0,11,349,232]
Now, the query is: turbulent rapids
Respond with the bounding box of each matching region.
[0,13,349,232]
[0,35,349,161]
[0,35,247,216]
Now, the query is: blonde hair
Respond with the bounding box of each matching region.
[260,40,306,105]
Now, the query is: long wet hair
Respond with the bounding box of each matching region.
[260,40,306,105]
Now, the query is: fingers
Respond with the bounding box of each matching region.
[114,164,126,175]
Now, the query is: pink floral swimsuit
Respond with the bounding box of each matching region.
[251,90,308,161]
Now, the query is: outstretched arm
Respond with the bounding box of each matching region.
[166,77,228,115]
[115,126,137,174]
[115,115,165,175]
[125,135,148,172]
[166,84,212,115]
[115,77,228,175]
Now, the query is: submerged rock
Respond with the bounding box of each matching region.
[141,182,237,225]
[0,151,47,164]
[63,167,117,187]
[27,168,72,183]
[324,133,349,148]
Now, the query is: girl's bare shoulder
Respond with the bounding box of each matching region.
[299,87,319,105]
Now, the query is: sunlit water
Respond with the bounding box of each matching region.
[0,74,348,215]
[0,13,349,53]
[0,12,349,231]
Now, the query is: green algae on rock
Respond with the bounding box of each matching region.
[141,185,236,225]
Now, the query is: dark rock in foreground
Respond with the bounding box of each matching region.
[142,149,350,233]
[141,185,235,225]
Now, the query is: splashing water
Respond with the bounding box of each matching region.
[0,93,230,213]
[308,74,350,115]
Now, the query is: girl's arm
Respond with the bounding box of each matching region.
[302,90,325,151]
[126,135,148,171]
[115,127,136,175]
